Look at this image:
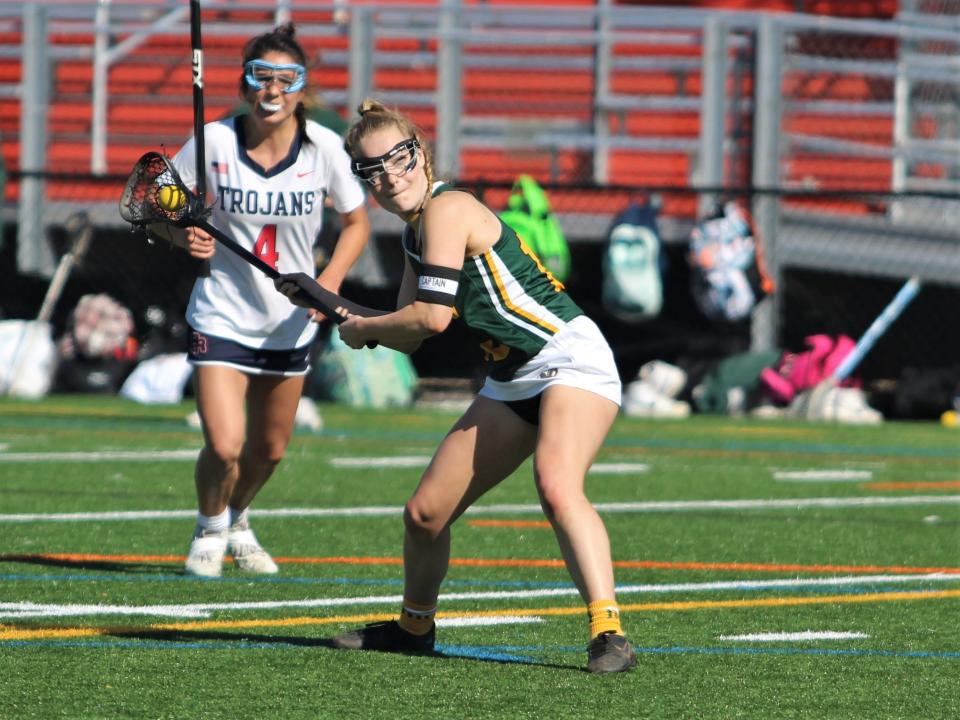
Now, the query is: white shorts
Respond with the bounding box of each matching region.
[479,315,621,407]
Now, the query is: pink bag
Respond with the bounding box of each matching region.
[760,334,860,404]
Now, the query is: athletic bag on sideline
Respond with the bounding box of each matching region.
[0,320,57,398]
[499,174,571,283]
[759,334,860,405]
[601,200,664,322]
[312,333,418,408]
[688,201,773,323]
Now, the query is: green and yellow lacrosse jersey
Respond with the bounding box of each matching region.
[401,184,583,380]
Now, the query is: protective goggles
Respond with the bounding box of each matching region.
[243,60,306,94]
[350,138,420,184]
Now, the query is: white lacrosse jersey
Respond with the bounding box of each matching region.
[173,116,365,350]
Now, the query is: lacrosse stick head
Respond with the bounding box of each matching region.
[119,152,202,226]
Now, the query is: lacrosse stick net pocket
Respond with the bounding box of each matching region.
[119,152,196,226]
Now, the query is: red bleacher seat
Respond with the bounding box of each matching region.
[608,151,690,186]
[784,73,892,102]
[0,61,19,83]
[609,72,680,96]
[466,69,593,95]
[911,163,946,180]
[471,0,595,5]
[784,114,892,144]
[373,68,436,91]
[459,148,590,184]
[785,155,892,190]
[618,0,897,17]
[609,112,699,138]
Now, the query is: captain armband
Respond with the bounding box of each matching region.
[415,264,461,306]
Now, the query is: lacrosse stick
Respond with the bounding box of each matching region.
[831,277,921,383]
[118,151,385,328]
[189,0,207,212]
[796,276,921,420]
[2,211,94,396]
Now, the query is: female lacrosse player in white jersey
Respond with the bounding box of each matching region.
[280,100,635,673]
[160,24,368,578]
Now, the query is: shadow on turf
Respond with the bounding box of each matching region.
[0,554,175,574]
[114,628,580,671]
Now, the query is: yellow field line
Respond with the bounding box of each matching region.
[3,589,959,643]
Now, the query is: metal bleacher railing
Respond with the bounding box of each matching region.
[1,0,958,356]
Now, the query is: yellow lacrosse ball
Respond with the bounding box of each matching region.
[157,185,186,212]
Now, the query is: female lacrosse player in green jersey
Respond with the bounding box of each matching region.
[281,100,635,673]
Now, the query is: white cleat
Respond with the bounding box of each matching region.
[184,528,228,578]
[228,520,279,574]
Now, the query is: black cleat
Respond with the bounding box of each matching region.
[331,620,435,653]
[586,632,637,674]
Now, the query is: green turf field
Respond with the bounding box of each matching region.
[1,395,958,719]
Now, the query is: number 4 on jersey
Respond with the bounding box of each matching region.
[253,224,279,270]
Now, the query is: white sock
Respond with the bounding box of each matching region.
[229,506,249,527]
[197,508,229,534]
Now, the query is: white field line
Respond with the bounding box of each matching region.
[588,463,649,474]
[1,573,956,620]
[773,470,873,482]
[0,450,199,463]
[719,631,870,642]
[329,457,648,474]
[2,494,959,524]
[330,456,431,468]
[437,616,543,628]
[0,451,644,475]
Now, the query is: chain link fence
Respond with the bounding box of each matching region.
[0,1,957,400]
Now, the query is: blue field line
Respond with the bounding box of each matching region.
[4,638,959,663]
[436,644,538,664]
[3,411,957,460]
[330,426,960,459]
[631,645,960,660]
[0,639,261,651]
[316,425,960,459]
[0,638,540,663]
[448,643,960,661]
[603,436,960,459]
[0,572,406,587]
[325,429,959,459]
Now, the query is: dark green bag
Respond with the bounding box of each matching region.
[499,175,571,283]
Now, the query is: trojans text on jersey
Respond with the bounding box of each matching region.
[216,186,319,217]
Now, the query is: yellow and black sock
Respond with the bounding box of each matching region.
[398,599,436,636]
[588,599,623,639]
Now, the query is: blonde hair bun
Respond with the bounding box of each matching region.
[357,99,386,117]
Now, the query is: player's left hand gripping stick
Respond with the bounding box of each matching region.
[275,273,384,349]
[275,273,386,325]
